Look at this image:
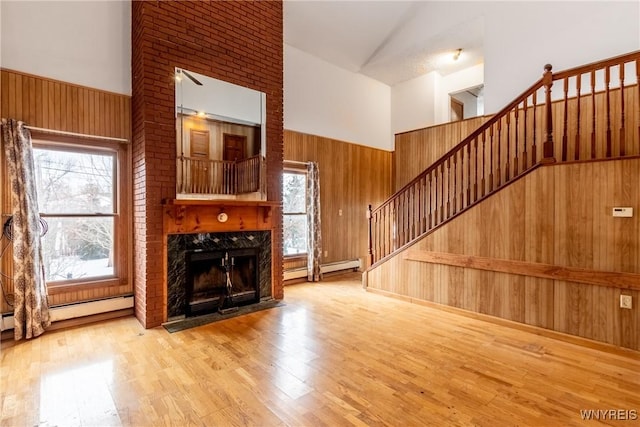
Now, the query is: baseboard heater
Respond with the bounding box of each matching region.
[284,259,361,281]
[0,295,134,332]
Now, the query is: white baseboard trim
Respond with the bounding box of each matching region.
[284,259,361,281]
[0,295,134,332]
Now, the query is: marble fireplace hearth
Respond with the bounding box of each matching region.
[167,231,271,320]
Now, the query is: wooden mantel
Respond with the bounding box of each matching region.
[162,199,280,234]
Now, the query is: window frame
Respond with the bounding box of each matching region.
[31,134,130,293]
[282,166,308,259]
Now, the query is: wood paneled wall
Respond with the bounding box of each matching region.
[0,69,132,314]
[394,85,639,193]
[1,69,131,139]
[394,116,490,191]
[367,158,640,350]
[284,130,392,270]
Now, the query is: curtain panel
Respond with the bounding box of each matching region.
[1,119,51,340]
[306,162,322,282]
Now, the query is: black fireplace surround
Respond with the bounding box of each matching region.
[167,231,271,319]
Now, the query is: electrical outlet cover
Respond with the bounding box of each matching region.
[620,295,633,309]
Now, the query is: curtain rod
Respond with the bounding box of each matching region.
[24,125,129,144]
[284,160,310,166]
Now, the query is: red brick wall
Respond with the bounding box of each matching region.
[131,1,283,328]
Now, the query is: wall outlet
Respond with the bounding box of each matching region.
[324,251,328,258]
[620,295,633,309]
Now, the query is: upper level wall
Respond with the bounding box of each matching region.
[0,0,131,95]
[392,65,484,134]
[285,45,392,151]
[484,1,640,113]
[392,1,639,133]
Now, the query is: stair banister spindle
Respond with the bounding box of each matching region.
[367,204,373,265]
[523,97,528,170]
[481,130,486,197]
[514,103,519,176]
[467,142,471,206]
[532,90,537,164]
[496,119,502,186]
[452,152,458,215]
[605,66,612,157]
[459,147,465,210]
[440,163,445,223]
[619,62,625,156]
[543,64,555,162]
[446,158,451,219]
[575,74,582,160]
[428,171,436,230]
[489,123,494,191]
[473,137,478,202]
[590,70,596,159]
[562,77,569,161]
[506,111,511,180]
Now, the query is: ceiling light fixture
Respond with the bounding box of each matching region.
[453,48,463,61]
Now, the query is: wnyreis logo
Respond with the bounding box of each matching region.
[580,409,638,421]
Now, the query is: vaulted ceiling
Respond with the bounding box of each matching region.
[284,1,485,86]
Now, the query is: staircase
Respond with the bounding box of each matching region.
[368,51,640,267]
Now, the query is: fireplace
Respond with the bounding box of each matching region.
[166,230,272,320]
[185,248,259,316]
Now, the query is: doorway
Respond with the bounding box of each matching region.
[223,134,247,161]
[449,84,484,122]
[450,98,464,122]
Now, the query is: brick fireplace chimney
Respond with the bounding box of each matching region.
[131,1,283,328]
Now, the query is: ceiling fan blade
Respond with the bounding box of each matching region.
[181,69,203,86]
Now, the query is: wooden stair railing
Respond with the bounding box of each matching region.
[368,50,640,267]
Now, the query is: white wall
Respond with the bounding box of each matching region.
[285,44,392,151]
[392,64,484,134]
[483,1,640,113]
[391,71,438,135]
[436,64,485,125]
[0,1,131,95]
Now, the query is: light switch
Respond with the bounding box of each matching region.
[612,207,633,217]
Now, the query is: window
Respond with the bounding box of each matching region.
[34,144,120,284]
[282,171,308,256]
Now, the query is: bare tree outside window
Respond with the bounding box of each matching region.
[283,172,308,256]
[34,148,116,282]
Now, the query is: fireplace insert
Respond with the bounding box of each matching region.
[185,248,259,316]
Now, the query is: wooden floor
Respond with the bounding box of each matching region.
[1,273,639,426]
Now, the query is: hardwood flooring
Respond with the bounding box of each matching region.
[1,273,639,426]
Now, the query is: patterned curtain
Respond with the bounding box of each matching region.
[306,162,322,282]
[1,119,51,340]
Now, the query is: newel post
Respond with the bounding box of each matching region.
[367,204,374,266]
[542,64,556,163]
